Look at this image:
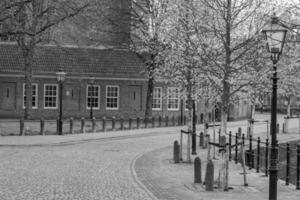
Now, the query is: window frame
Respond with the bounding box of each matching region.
[44,84,58,109]
[106,85,119,110]
[167,87,180,111]
[23,83,38,109]
[152,87,162,111]
[86,85,100,110]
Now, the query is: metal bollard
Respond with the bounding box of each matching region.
[69,117,74,134]
[238,127,242,137]
[112,117,116,131]
[20,119,25,136]
[297,144,300,190]
[256,137,260,173]
[229,132,232,161]
[286,143,290,185]
[81,117,85,133]
[159,116,162,127]
[102,117,106,132]
[91,117,96,132]
[205,160,214,191]
[40,118,45,135]
[173,140,180,163]
[235,133,238,164]
[128,118,132,129]
[194,157,202,183]
[120,118,124,130]
[137,117,140,129]
[152,116,155,127]
[249,135,253,169]
[265,138,269,176]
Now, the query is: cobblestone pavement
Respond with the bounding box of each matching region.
[0,134,177,200]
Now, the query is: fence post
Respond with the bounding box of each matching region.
[235,133,238,164]
[238,127,242,138]
[256,137,260,173]
[282,122,285,133]
[172,116,175,126]
[265,138,269,176]
[144,117,148,128]
[40,118,45,135]
[111,117,116,131]
[159,116,162,127]
[92,117,96,132]
[166,116,169,127]
[128,118,132,130]
[248,135,253,169]
[81,117,85,133]
[137,117,140,129]
[286,143,290,185]
[119,118,124,130]
[229,132,232,161]
[20,119,25,136]
[194,157,202,183]
[152,116,155,127]
[297,144,300,190]
[242,133,245,145]
[69,118,74,134]
[102,117,106,132]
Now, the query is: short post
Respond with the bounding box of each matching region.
[249,135,253,169]
[20,119,25,136]
[152,116,155,127]
[229,132,232,161]
[137,117,140,129]
[194,157,202,183]
[173,140,180,163]
[40,118,45,135]
[238,127,242,137]
[265,138,269,176]
[92,117,96,132]
[172,115,175,126]
[128,118,132,129]
[102,117,106,132]
[69,117,74,134]
[112,117,116,131]
[205,160,214,191]
[199,132,204,147]
[285,143,290,185]
[235,133,238,164]
[297,144,300,190]
[282,122,285,133]
[166,116,169,127]
[144,117,148,128]
[81,117,85,133]
[158,116,162,127]
[256,137,260,173]
[120,118,124,130]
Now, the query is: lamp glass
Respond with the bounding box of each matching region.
[56,71,66,82]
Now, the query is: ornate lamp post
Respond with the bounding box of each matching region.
[89,77,95,119]
[56,70,66,135]
[262,14,287,200]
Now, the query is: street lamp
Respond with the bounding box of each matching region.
[56,69,66,135]
[89,77,95,119]
[262,14,287,200]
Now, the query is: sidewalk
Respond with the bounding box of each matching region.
[0,113,299,146]
[134,145,300,200]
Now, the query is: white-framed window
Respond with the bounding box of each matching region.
[167,87,179,110]
[23,83,38,109]
[152,87,162,110]
[44,84,58,109]
[106,85,119,110]
[87,85,100,110]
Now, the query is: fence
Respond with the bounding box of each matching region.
[0,115,195,136]
[224,130,300,190]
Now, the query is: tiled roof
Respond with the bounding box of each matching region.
[0,43,147,79]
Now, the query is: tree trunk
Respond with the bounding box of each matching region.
[204,97,209,135]
[287,97,291,117]
[23,47,34,119]
[145,76,154,118]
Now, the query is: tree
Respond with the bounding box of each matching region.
[0,0,88,119]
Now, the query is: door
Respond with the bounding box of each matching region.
[0,82,16,110]
[128,85,142,112]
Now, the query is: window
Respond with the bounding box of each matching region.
[106,85,119,110]
[23,84,38,109]
[152,87,162,110]
[168,87,179,110]
[87,85,100,109]
[44,84,58,109]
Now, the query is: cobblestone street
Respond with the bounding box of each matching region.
[0,133,175,200]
